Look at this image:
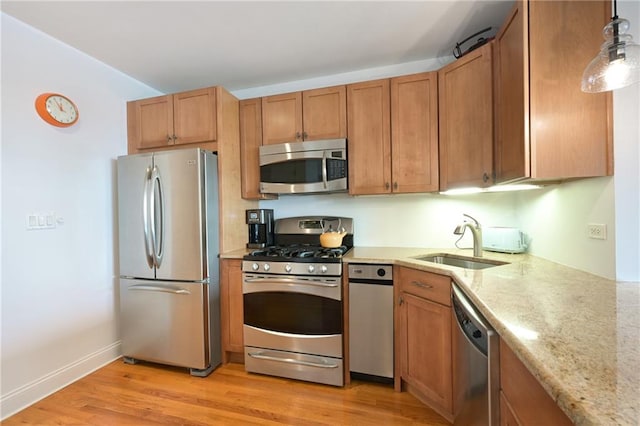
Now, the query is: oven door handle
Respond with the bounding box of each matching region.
[247,351,340,369]
[244,277,339,288]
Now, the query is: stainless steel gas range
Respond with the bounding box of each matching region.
[242,216,354,387]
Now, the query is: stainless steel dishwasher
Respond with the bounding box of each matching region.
[348,264,393,382]
[452,283,499,426]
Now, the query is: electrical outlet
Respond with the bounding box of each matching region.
[587,223,607,240]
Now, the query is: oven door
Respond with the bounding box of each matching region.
[242,273,343,358]
[243,273,344,386]
[259,140,347,194]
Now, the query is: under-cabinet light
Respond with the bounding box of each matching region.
[440,184,543,195]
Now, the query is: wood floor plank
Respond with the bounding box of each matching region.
[3,359,450,425]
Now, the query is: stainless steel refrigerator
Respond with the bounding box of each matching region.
[117,148,221,377]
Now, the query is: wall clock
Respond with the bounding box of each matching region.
[35,93,79,127]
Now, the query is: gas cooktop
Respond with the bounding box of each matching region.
[245,244,350,263]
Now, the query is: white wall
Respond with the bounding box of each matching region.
[259,192,519,249]
[612,0,640,281]
[0,13,161,419]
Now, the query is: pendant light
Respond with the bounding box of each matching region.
[581,0,640,93]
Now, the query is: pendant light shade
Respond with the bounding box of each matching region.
[581,3,640,93]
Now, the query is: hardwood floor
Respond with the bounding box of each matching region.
[3,359,450,425]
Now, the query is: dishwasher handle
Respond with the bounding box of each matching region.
[452,284,494,356]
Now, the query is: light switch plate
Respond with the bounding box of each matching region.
[26,212,56,230]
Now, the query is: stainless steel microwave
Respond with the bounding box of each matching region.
[259,139,348,194]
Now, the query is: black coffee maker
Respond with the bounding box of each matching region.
[246,209,274,249]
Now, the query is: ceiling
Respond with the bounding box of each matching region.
[1,1,514,94]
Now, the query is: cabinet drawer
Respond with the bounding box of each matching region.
[397,267,451,306]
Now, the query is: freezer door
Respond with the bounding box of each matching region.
[117,153,155,279]
[153,149,207,281]
[120,279,208,369]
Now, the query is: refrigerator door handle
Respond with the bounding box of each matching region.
[149,165,165,268]
[142,166,154,269]
[127,284,191,295]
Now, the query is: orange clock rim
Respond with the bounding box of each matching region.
[35,93,79,127]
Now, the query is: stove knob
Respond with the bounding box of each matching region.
[252,263,259,271]
[263,263,270,272]
[320,265,328,274]
[308,265,315,273]
[285,264,292,273]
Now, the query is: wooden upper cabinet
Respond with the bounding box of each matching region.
[347,79,392,195]
[261,92,302,145]
[127,87,217,152]
[438,42,494,191]
[494,0,529,183]
[302,86,347,140]
[494,0,613,183]
[127,94,174,150]
[239,97,275,200]
[261,85,346,145]
[173,87,217,146]
[391,72,439,193]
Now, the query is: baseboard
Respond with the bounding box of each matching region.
[0,341,122,420]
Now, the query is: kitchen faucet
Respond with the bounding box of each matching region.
[454,214,483,257]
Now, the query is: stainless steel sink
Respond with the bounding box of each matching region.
[413,253,508,270]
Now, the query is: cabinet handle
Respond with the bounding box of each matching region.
[166,135,172,142]
[296,132,302,140]
[303,131,308,140]
[385,182,390,190]
[411,280,433,290]
[172,135,178,142]
[483,172,490,183]
[393,182,398,190]
[398,296,404,306]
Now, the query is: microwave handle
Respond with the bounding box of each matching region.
[322,150,328,189]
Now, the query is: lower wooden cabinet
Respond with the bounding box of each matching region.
[499,339,573,425]
[395,266,453,420]
[220,259,244,363]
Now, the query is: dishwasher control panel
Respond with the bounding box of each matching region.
[348,264,393,282]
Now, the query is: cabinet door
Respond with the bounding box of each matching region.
[500,391,522,426]
[500,339,572,425]
[529,0,612,179]
[302,85,347,140]
[220,259,244,360]
[391,72,439,193]
[127,94,174,150]
[438,42,494,191]
[398,292,453,413]
[239,98,264,199]
[173,87,217,146]
[261,92,303,145]
[494,0,529,184]
[347,79,392,195]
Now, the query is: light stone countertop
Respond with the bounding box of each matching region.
[342,247,640,426]
[219,248,253,259]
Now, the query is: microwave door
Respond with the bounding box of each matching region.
[260,150,325,194]
[260,150,346,194]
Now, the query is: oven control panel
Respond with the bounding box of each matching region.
[242,260,341,276]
